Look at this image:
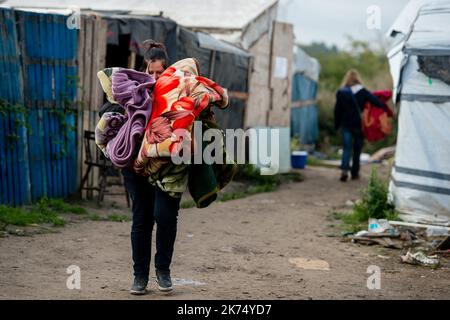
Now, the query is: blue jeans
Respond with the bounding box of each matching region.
[122,168,181,277]
[340,127,364,177]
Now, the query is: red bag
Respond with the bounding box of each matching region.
[362,90,394,142]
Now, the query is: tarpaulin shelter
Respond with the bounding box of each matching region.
[387,0,450,226]
[291,46,320,145]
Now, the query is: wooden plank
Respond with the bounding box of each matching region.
[91,17,107,111]
[87,16,105,198]
[82,16,93,199]
[209,50,216,79]
[389,221,450,231]
[128,51,137,70]
[76,15,86,196]
[245,32,271,128]
[267,21,294,127]
[90,110,98,200]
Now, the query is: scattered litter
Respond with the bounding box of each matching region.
[401,250,440,268]
[360,153,371,164]
[173,278,206,286]
[289,258,330,271]
[346,219,450,267]
[426,226,450,237]
[368,219,392,233]
[389,221,450,232]
[355,230,369,237]
[351,236,402,249]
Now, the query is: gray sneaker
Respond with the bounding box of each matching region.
[130,276,148,295]
[156,269,173,292]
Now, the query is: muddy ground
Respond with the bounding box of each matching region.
[1,164,449,300]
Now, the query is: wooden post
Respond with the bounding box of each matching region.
[82,16,94,199]
[76,15,86,196]
[128,51,137,70]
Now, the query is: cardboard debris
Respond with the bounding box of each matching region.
[351,236,403,249]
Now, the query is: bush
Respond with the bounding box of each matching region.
[339,167,399,232]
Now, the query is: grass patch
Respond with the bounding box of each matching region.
[36,197,87,215]
[0,204,66,228]
[0,197,89,231]
[88,213,102,221]
[335,167,401,233]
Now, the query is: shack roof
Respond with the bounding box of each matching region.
[1,0,278,30]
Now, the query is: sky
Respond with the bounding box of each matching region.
[278,0,410,49]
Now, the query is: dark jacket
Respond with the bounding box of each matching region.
[334,85,386,130]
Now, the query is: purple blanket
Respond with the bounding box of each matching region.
[107,69,155,168]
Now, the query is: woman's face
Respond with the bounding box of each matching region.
[146,59,165,80]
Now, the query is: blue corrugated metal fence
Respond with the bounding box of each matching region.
[0,8,78,206]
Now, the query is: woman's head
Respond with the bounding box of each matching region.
[141,40,169,80]
[342,69,363,87]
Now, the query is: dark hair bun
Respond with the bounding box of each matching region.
[142,39,166,51]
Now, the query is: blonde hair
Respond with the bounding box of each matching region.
[341,69,363,87]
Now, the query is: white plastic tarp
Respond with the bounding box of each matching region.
[389,99,450,226]
[387,0,450,226]
[387,0,429,38]
[387,41,407,101]
[292,46,320,82]
[404,1,450,55]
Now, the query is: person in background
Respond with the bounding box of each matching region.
[334,69,387,182]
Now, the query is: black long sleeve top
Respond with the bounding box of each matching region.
[334,85,386,130]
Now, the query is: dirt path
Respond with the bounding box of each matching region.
[1,165,449,300]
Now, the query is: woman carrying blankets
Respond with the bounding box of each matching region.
[95,41,233,295]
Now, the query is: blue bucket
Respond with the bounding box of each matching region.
[291,151,308,169]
